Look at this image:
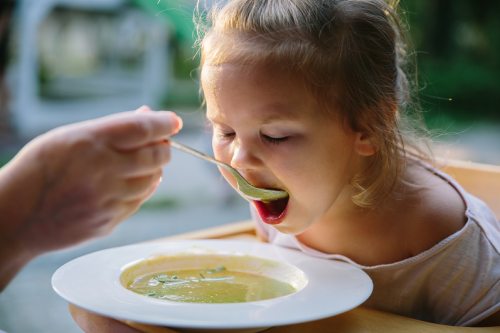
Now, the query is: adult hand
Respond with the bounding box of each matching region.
[0,106,182,289]
[69,304,143,333]
[69,304,178,333]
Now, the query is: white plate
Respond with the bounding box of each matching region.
[52,240,372,331]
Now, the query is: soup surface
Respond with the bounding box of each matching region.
[126,266,296,303]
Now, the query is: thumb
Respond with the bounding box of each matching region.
[94,111,183,151]
[135,105,151,113]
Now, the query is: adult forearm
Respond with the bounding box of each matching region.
[0,158,43,290]
[0,232,36,291]
[0,12,27,281]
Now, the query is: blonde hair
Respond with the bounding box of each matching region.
[197,0,430,207]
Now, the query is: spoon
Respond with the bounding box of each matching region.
[169,139,289,202]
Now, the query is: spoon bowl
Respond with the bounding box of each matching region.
[169,140,289,202]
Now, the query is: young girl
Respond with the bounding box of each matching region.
[197,0,499,326]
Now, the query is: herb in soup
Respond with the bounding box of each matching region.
[127,266,295,303]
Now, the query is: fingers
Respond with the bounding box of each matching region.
[116,141,171,178]
[94,109,183,151]
[119,170,163,201]
[69,304,144,333]
[98,171,162,233]
[125,321,180,333]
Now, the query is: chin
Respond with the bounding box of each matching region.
[272,218,308,235]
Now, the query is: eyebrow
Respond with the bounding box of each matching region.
[207,102,301,124]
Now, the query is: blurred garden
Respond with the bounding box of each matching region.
[402,0,500,128]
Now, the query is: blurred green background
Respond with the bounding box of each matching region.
[402,0,500,130]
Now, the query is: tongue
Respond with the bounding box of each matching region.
[254,197,289,224]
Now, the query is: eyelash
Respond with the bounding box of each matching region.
[262,134,289,145]
[218,131,235,140]
[215,129,289,145]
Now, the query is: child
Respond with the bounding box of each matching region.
[197,0,499,326]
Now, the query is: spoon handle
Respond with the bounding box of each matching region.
[169,139,229,170]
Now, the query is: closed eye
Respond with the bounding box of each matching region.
[212,127,235,141]
[262,134,289,145]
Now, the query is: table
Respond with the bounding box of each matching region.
[123,221,499,333]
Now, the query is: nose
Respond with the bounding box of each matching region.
[230,139,262,172]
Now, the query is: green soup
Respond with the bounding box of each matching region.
[126,266,296,303]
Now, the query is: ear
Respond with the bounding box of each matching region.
[354,132,376,156]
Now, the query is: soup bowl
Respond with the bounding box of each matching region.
[52,240,372,332]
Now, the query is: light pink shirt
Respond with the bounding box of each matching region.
[255,167,500,326]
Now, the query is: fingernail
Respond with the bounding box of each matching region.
[175,115,183,131]
[166,112,183,132]
[136,105,151,112]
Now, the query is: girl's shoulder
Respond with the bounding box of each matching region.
[399,160,471,257]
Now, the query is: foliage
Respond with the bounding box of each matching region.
[132,0,195,47]
[401,0,500,124]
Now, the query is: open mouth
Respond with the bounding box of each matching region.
[253,196,289,225]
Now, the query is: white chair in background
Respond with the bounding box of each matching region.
[12,0,171,137]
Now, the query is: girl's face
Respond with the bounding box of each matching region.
[201,62,370,234]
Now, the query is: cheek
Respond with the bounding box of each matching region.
[279,155,341,201]
[212,138,237,186]
[212,136,229,161]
